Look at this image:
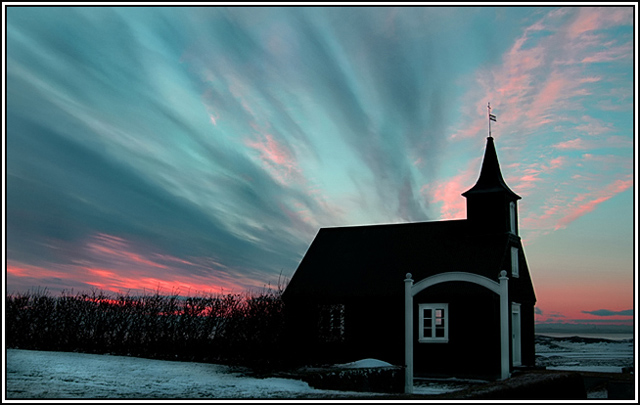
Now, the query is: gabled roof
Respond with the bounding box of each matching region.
[462,137,521,200]
[283,219,535,302]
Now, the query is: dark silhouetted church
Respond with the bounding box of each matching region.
[282,135,536,379]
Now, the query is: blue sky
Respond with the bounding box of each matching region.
[5,6,635,325]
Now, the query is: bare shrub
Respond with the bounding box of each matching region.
[6,286,287,369]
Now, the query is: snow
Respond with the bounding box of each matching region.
[534,335,634,373]
[333,358,393,368]
[5,349,384,399]
[413,379,478,395]
[547,366,624,373]
[5,335,635,399]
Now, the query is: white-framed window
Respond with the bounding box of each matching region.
[510,201,517,234]
[318,304,345,343]
[419,303,449,343]
[511,246,519,278]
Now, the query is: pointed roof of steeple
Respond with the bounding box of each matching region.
[462,136,521,200]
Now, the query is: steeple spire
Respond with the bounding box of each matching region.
[462,136,521,235]
[462,136,520,200]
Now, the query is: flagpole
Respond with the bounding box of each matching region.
[488,102,492,139]
[488,102,496,138]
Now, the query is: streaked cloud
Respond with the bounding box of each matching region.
[582,309,633,317]
[6,6,634,328]
[439,6,632,242]
[553,176,632,230]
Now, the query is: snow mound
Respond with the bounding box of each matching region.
[334,358,394,368]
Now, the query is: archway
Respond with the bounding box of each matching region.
[404,271,509,394]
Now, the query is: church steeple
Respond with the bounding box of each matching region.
[462,136,521,235]
[463,136,520,199]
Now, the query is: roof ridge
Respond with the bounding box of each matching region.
[320,218,468,230]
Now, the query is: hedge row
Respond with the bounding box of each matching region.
[6,288,287,369]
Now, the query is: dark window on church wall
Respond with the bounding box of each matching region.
[318,304,345,343]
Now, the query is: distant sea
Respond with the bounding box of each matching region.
[536,332,633,341]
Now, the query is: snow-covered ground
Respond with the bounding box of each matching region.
[5,335,635,399]
[5,349,386,399]
[535,335,634,373]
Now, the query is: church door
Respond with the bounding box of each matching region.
[511,303,522,366]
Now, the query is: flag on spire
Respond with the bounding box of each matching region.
[488,102,497,121]
[488,102,496,138]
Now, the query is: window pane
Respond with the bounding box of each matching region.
[435,328,445,338]
[423,328,432,337]
[435,309,442,318]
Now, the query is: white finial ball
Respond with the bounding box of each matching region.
[500,270,507,278]
[406,273,412,279]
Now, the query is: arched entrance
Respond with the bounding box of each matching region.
[404,271,510,394]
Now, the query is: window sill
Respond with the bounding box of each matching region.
[418,338,449,343]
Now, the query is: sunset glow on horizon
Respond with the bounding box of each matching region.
[5,6,635,329]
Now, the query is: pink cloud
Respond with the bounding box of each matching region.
[87,233,168,270]
[9,258,248,297]
[582,153,632,168]
[451,119,485,140]
[7,262,70,280]
[549,156,566,170]
[508,157,568,197]
[579,76,602,84]
[567,8,602,38]
[423,161,479,220]
[554,177,633,230]
[554,135,631,150]
[568,7,633,39]
[246,132,303,186]
[451,7,631,147]
[573,115,613,136]
[517,173,541,185]
[554,138,588,150]
[153,254,198,267]
[7,233,259,296]
[581,41,633,64]
[526,75,567,123]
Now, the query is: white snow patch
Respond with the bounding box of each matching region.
[413,382,468,395]
[547,366,623,373]
[333,358,394,368]
[5,349,383,399]
[6,336,634,399]
[535,336,633,372]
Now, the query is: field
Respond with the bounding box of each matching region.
[5,290,635,399]
[5,335,634,399]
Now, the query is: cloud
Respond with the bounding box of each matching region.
[582,309,633,317]
[7,7,458,294]
[442,7,633,242]
[7,231,256,296]
[6,7,634,296]
[554,177,633,230]
[450,6,632,142]
[422,159,480,220]
[553,135,631,150]
[567,7,633,39]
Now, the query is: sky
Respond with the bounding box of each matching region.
[4,5,636,328]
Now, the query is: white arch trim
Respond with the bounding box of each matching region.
[411,271,500,296]
[404,270,510,394]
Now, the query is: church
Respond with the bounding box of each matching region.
[282,134,537,380]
